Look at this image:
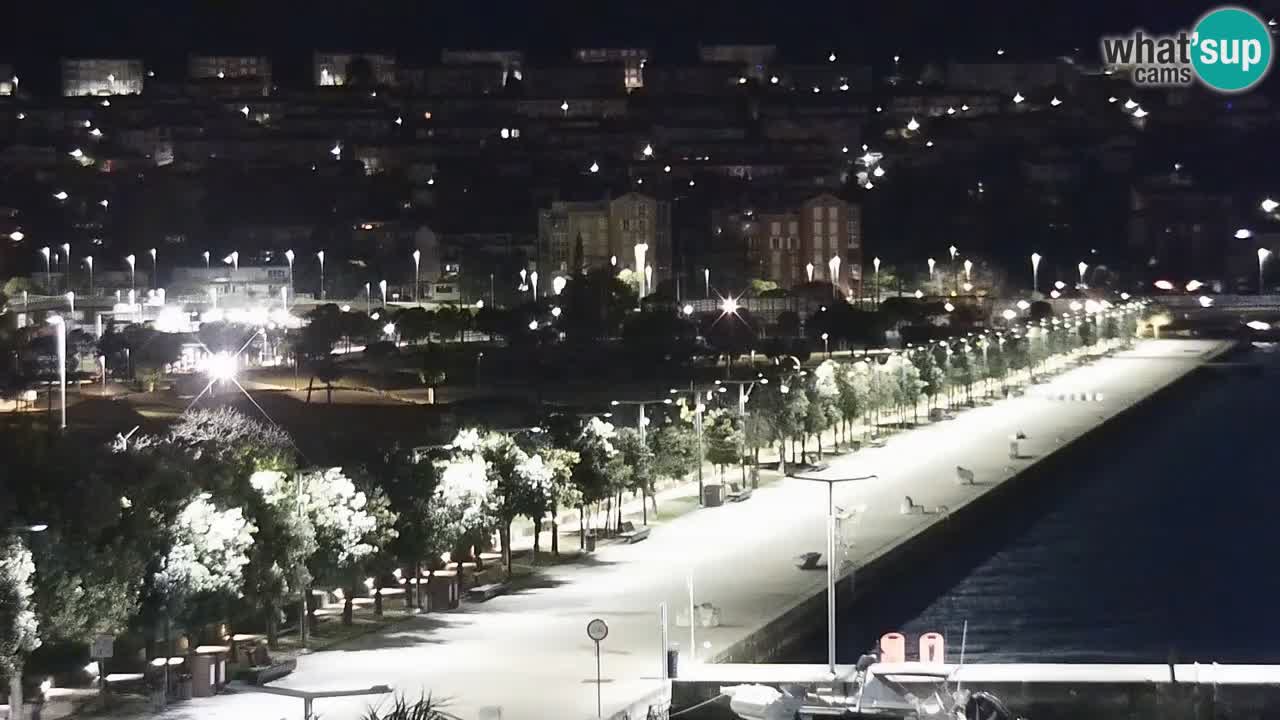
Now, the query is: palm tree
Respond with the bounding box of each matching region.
[362,694,460,720]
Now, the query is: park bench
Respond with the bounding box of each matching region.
[955,466,975,485]
[467,583,508,602]
[244,658,297,685]
[618,521,651,543]
[726,484,753,502]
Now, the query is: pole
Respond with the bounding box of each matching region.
[738,384,748,487]
[687,572,696,664]
[826,482,836,676]
[693,382,704,505]
[659,603,669,679]
[594,642,602,719]
[56,320,66,430]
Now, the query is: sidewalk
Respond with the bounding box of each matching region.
[57,340,1220,720]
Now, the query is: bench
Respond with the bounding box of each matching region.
[243,659,297,685]
[620,527,651,543]
[955,466,975,485]
[103,672,147,696]
[467,583,508,602]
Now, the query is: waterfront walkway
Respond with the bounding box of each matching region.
[99,339,1228,720]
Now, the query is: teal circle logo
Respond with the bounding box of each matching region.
[1191,6,1272,92]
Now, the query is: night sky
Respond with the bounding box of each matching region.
[6,0,1248,93]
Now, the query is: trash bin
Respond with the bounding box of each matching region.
[666,648,679,679]
[427,570,460,611]
[702,484,725,507]
[1008,438,1020,459]
[189,654,215,697]
[584,530,597,552]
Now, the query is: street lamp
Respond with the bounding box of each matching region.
[873,256,881,308]
[1077,261,1088,288]
[202,250,210,270]
[40,246,51,289]
[821,332,830,357]
[1236,228,1254,239]
[285,249,295,304]
[125,253,135,292]
[61,243,71,291]
[85,256,93,295]
[1031,252,1042,294]
[149,248,157,288]
[786,468,877,677]
[224,251,238,271]
[927,257,936,282]
[412,249,421,302]
[963,259,973,284]
[530,270,540,298]
[48,315,66,430]
[828,256,841,298]
[316,250,326,300]
[379,279,387,307]
[704,268,710,298]
[364,282,371,315]
[1259,248,1272,294]
[634,243,648,296]
[806,262,815,283]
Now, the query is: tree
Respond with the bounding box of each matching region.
[432,307,470,342]
[834,361,868,444]
[621,311,697,374]
[310,359,344,403]
[394,307,435,345]
[302,468,397,625]
[149,495,257,651]
[434,430,496,564]
[520,445,579,559]
[1,535,39,720]
[701,309,758,374]
[570,418,622,542]
[614,428,656,524]
[702,411,740,482]
[480,433,552,578]
[560,269,637,344]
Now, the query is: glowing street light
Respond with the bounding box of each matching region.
[1002,309,1017,320]
[1154,279,1175,290]
[642,143,653,158]
[317,250,326,299]
[412,249,421,302]
[1013,91,1025,104]
[1198,295,1215,308]
[963,259,973,283]
[1016,299,1031,311]
[530,270,540,297]
[1185,280,1204,292]
[721,297,740,315]
[1262,198,1279,213]
[906,117,920,132]
[1247,320,1271,331]
[379,279,387,306]
[704,268,710,298]
[39,245,51,288]
[914,289,924,299]
[944,301,956,312]
[125,253,135,291]
[682,304,694,317]
[202,250,210,269]
[285,249,295,304]
[1124,98,1138,109]
[1236,228,1255,239]
[873,256,881,308]
[48,315,67,429]
[806,262,815,283]
[53,190,68,201]
[1054,280,1066,290]
[589,161,600,174]
[149,247,157,289]
[85,255,94,295]
[223,251,238,271]
[1259,247,1272,293]
[1077,261,1088,287]
[8,230,23,241]
[927,257,936,280]
[1132,107,1149,119]
[828,256,841,298]
[552,275,567,295]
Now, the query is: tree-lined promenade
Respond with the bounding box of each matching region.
[0,300,1145,718]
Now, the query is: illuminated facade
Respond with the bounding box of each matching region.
[61,58,144,96]
[313,52,397,86]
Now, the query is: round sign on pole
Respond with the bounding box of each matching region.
[587,618,609,642]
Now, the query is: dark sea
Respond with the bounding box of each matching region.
[793,343,1280,666]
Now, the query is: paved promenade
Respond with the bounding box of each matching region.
[113,339,1228,720]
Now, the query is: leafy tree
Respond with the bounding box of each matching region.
[1,535,39,718]
[570,418,622,541]
[373,449,456,608]
[309,359,344,403]
[755,378,808,474]
[433,431,494,564]
[834,361,868,444]
[518,445,579,559]
[394,307,435,345]
[702,411,741,483]
[432,306,470,342]
[621,311,697,373]
[614,428,656,524]
[303,468,398,625]
[560,269,637,344]
[701,309,758,374]
[480,433,552,577]
[915,347,942,411]
[649,422,697,487]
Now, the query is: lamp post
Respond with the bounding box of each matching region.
[125,254,135,293]
[806,262,815,283]
[670,384,707,504]
[715,378,766,488]
[61,243,71,291]
[948,245,959,294]
[40,246,51,290]
[316,250,326,300]
[48,315,67,430]
[822,332,830,358]
[634,244,648,297]
[379,279,387,307]
[530,270,540,298]
[828,256,841,299]
[787,469,877,677]
[202,250,210,270]
[285,249,295,305]
[1077,261,1088,288]
[927,257,936,284]
[149,248,157,289]
[364,282,371,315]
[1031,252,1042,294]
[963,259,973,285]
[85,256,93,295]
[704,268,710,298]
[873,256,881,308]
[1258,248,1271,294]
[412,249,421,303]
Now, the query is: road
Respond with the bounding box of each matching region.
[113,339,1227,720]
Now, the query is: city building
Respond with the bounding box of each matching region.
[313,52,397,86]
[538,193,671,285]
[61,58,145,96]
[574,48,648,89]
[698,44,777,80]
[0,66,14,96]
[945,62,1064,94]
[188,55,273,87]
[440,48,524,85]
[746,194,862,291]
